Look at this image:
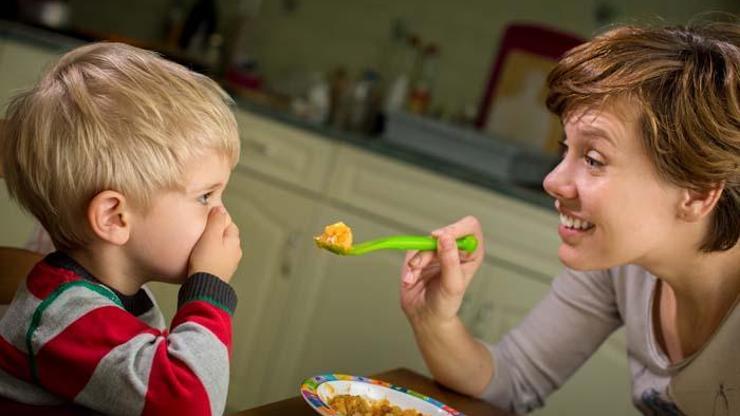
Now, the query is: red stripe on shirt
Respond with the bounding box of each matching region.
[172,301,232,353]
[34,305,159,399]
[0,336,31,382]
[25,263,81,300]
[141,340,211,416]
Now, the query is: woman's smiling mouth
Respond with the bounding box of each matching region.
[559,213,595,231]
[556,207,596,242]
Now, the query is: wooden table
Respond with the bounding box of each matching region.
[232,368,511,416]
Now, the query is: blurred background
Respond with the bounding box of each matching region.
[0,1,738,414]
[2,0,736,149]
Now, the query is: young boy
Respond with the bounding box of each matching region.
[0,42,242,415]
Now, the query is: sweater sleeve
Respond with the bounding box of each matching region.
[26,273,237,416]
[478,268,623,414]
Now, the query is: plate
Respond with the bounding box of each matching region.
[301,373,464,415]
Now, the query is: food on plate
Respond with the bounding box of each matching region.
[314,221,353,254]
[328,394,428,416]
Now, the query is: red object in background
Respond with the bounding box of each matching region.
[476,23,584,129]
[225,67,264,91]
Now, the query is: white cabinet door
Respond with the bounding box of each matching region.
[536,330,637,416]
[148,169,324,412]
[0,39,62,247]
[262,206,431,401]
[233,109,337,193]
[465,261,551,343]
[472,262,637,416]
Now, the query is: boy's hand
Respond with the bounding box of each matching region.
[188,206,242,283]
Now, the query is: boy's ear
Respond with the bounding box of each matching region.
[87,190,131,245]
[677,183,724,222]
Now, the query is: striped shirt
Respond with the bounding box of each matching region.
[0,251,237,415]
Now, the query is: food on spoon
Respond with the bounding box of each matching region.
[314,222,353,254]
[328,394,428,416]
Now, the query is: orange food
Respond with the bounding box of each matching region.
[314,222,353,254]
[328,394,427,416]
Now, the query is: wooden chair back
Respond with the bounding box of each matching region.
[0,246,42,304]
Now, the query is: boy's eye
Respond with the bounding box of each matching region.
[197,192,212,205]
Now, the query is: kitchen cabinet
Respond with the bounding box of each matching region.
[472,263,635,416]
[233,109,337,193]
[257,206,430,404]
[0,38,63,247]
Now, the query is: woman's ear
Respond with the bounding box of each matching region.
[87,190,131,245]
[677,183,724,222]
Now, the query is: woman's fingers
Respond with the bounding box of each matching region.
[435,232,466,296]
[402,250,436,286]
[433,216,485,260]
[402,216,485,289]
[432,215,480,237]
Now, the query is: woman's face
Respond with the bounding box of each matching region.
[543,107,684,271]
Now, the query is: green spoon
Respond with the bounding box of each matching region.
[315,234,478,256]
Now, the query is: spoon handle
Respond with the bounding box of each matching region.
[348,235,477,255]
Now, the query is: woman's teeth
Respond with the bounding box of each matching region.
[560,213,594,230]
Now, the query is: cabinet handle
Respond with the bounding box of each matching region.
[243,138,272,157]
[280,231,301,279]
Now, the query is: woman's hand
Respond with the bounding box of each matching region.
[189,206,242,283]
[400,216,485,327]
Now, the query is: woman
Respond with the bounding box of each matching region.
[400,21,740,415]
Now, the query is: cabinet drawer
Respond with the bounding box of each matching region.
[234,109,336,193]
[326,146,562,280]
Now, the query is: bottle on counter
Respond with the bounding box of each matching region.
[347,69,382,134]
[383,34,420,115]
[305,72,331,125]
[407,43,439,115]
[329,67,351,129]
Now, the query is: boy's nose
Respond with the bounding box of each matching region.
[543,161,577,201]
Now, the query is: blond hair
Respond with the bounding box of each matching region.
[546,20,740,252]
[1,42,240,250]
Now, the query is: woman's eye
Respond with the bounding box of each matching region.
[197,192,212,205]
[585,151,605,168]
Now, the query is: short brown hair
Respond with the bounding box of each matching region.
[1,42,240,250]
[546,20,740,252]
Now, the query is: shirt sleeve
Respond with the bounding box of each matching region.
[27,273,237,416]
[478,268,623,414]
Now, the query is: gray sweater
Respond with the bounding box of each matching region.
[479,264,739,416]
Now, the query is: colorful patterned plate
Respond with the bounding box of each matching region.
[300,373,464,416]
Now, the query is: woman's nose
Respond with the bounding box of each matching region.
[543,161,577,200]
